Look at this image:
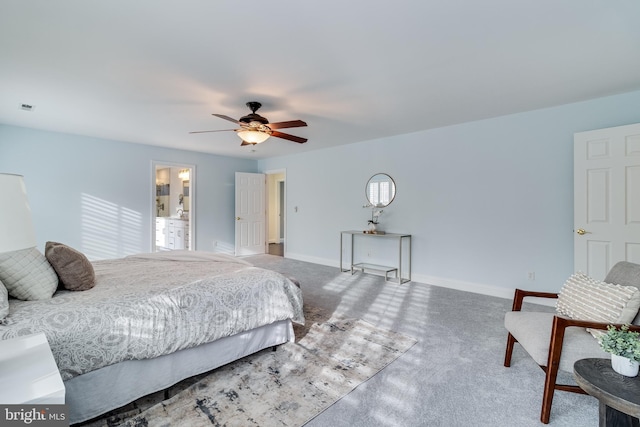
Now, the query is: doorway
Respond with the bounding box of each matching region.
[152,162,196,252]
[266,170,285,257]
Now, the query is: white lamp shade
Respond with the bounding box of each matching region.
[236,130,271,144]
[0,174,36,253]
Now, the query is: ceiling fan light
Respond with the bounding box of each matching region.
[236,130,270,144]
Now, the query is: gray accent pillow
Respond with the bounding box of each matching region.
[0,279,8,323]
[604,261,640,325]
[45,241,95,291]
[0,247,58,300]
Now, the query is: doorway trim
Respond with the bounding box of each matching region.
[151,160,196,252]
[264,168,286,257]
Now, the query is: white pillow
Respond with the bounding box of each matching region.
[0,247,58,300]
[556,272,640,337]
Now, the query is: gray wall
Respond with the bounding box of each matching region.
[0,125,257,259]
[259,89,640,297]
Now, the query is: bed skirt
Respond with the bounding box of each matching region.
[66,319,295,424]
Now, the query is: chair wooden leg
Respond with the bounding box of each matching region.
[540,364,559,424]
[504,333,516,367]
[540,316,566,424]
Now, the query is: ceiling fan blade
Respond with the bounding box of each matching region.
[271,130,307,144]
[189,129,237,134]
[212,114,243,125]
[267,120,308,130]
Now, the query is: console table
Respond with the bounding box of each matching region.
[574,358,640,426]
[340,230,411,283]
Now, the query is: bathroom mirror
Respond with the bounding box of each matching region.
[366,173,396,207]
[182,180,190,212]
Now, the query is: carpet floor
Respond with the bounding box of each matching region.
[244,254,600,427]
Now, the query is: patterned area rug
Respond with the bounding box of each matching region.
[87,306,416,427]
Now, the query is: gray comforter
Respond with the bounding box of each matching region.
[0,251,304,381]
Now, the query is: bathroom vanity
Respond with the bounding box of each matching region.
[156,217,190,250]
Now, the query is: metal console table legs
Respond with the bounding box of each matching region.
[340,230,411,284]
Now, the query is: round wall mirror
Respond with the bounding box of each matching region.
[366,173,396,207]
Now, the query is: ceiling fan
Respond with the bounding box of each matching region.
[190,101,308,146]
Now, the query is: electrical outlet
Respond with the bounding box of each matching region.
[213,241,217,247]
[527,271,535,281]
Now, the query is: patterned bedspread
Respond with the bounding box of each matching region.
[0,251,304,381]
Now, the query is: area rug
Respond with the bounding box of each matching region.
[89,306,416,427]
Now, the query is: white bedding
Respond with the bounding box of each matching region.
[0,252,304,381]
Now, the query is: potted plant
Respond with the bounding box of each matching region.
[362,204,384,234]
[598,324,640,377]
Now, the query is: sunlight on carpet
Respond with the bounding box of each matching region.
[86,307,416,427]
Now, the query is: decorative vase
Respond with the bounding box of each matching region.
[611,353,639,377]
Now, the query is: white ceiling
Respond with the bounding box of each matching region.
[2,1,640,159]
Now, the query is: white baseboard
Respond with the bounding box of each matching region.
[286,252,338,268]
[413,273,515,300]
[284,252,556,307]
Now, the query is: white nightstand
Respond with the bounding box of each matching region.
[0,332,65,404]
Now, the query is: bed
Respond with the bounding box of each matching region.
[0,250,304,424]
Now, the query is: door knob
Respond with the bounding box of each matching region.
[236,217,241,221]
[576,228,588,235]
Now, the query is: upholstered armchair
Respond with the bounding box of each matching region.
[504,261,640,424]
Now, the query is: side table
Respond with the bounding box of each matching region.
[574,358,640,427]
[0,332,65,404]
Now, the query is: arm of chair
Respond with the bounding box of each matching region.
[550,317,640,334]
[548,316,640,373]
[511,288,558,311]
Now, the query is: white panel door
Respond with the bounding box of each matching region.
[574,123,640,279]
[235,172,266,256]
